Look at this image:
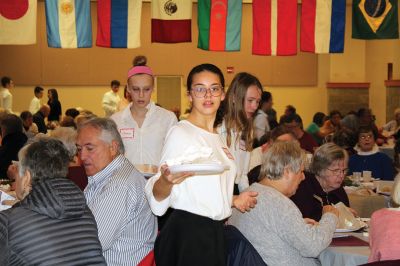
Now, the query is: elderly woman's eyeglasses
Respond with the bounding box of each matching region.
[191,85,222,98]
[327,168,348,175]
[359,134,373,140]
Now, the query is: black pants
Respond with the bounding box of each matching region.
[155,209,226,266]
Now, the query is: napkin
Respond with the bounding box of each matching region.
[335,202,366,230]
[165,146,222,166]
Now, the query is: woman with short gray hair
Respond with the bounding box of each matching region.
[291,142,350,221]
[0,138,105,265]
[229,141,338,265]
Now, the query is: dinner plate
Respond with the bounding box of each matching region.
[335,219,367,233]
[169,163,228,175]
[335,228,362,233]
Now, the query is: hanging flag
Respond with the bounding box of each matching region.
[197,0,242,51]
[97,0,142,48]
[152,0,191,43]
[45,0,92,48]
[352,0,399,39]
[301,0,346,54]
[252,0,297,56]
[0,0,37,45]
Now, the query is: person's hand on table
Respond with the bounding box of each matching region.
[233,191,258,213]
[323,205,339,217]
[304,218,319,226]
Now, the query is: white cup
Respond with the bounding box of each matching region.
[363,171,372,182]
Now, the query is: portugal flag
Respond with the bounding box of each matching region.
[0,0,37,45]
[197,0,242,51]
[352,0,399,39]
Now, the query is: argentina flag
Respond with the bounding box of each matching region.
[45,0,92,48]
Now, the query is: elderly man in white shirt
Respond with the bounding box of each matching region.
[76,117,157,266]
[102,80,121,117]
[29,86,44,114]
[0,76,14,113]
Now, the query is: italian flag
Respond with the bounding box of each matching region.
[198,0,242,51]
[151,0,192,43]
[252,0,297,56]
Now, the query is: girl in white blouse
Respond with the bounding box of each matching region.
[111,56,177,167]
[216,72,263,193]
[145,64,257,266]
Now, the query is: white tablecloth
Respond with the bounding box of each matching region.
[319,233,369,266]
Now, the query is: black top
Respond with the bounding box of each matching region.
[33,111,47,134]
[48,99,62,122]
[0,132,27,179]
[290,172,349,221]
[0,178,106,265]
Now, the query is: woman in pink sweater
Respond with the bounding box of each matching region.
[369,176,400,262]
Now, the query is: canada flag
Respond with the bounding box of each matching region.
[0,0,37,45]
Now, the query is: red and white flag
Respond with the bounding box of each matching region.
[0,0,37,44]
[252,0,297,56]
[151,0,192,43]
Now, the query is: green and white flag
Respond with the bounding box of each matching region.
[352,0,399,39]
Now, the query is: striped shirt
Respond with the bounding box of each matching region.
[85,155,157,266]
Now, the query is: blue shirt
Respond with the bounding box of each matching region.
[348,152,395,180]
[85,155,157,266]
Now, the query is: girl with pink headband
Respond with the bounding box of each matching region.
[111,56,177,168]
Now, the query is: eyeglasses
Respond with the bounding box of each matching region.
[191,85,223,98]
[327,168,348,175]
[359,135,373,140]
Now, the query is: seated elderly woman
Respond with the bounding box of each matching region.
[348,125,394,180]
[368,175,400,262]
[0,138,105,265]
[291,142,350,221]
[229,141,338,266]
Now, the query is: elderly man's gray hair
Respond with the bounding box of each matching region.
[77,117,125,154]
[259,141,305,181]
[18,138,70,185]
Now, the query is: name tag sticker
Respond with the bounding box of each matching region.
[120,128,134,139]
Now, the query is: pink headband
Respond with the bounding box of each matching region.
[127,66,154,79]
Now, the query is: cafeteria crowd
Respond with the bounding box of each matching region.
[1,58,400,265]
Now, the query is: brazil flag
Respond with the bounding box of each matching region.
[352,0,399,39]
